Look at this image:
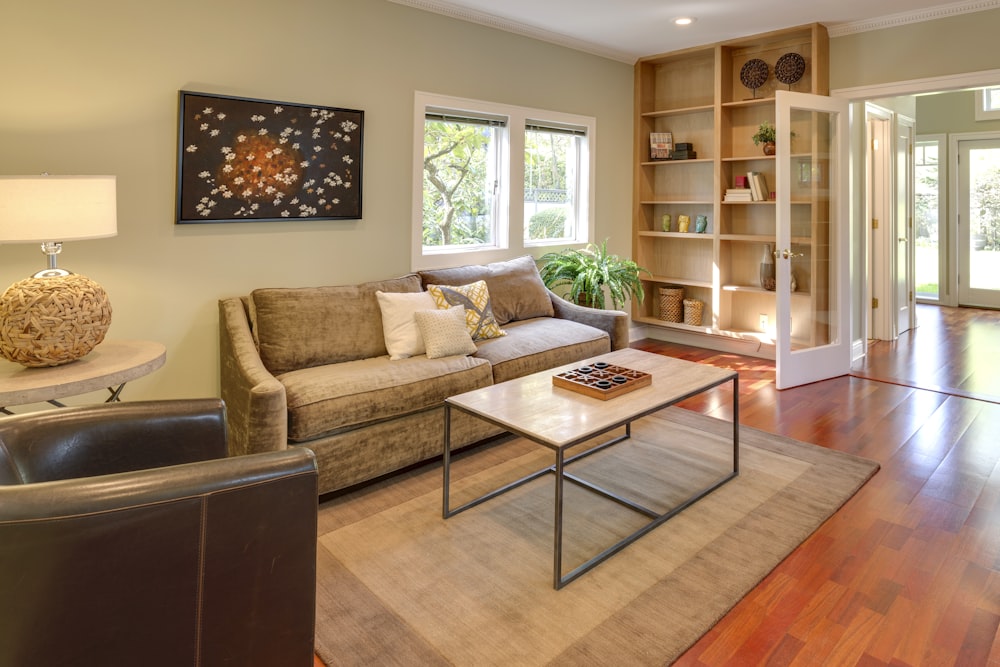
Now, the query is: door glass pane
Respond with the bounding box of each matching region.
[966,147,1000,292]
[788,108,836,351]
[915,141,940,300]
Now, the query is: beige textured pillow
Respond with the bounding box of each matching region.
[414,306,477,359]
[426,280,506,341]
[376,290,437,360]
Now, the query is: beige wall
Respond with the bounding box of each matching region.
[0,0,633,403]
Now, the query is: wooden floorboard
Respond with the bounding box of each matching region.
[317,304,1000,666]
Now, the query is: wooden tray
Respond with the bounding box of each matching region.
[552,362,652,400]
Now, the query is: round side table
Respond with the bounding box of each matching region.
[0,340,166,414]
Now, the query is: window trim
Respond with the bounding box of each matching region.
[412,91,595,271]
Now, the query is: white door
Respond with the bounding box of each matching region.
[775,91,851,390]
[895,116,915,336]
[957,137,1000,308]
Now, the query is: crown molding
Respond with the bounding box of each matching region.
[826,0,1000,37]
[387,0,635,63]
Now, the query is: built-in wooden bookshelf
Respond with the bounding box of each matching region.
[632,24,830,355]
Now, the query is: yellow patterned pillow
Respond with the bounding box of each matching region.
[426,280,506,341]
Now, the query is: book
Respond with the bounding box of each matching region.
[747,171,762,201]
[649,132,672,160]
[753,172,770,200]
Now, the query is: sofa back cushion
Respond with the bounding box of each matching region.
[250,275,423,374]
[417,255,553,325]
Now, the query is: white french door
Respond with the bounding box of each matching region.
[774,91,851,390]
[956,137,1000,309]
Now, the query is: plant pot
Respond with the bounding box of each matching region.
[762,141,775,156]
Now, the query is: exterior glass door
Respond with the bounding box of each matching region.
[774,91,850,390]
[957,138,1000,308]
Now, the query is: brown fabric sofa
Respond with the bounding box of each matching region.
[219,255,629,495]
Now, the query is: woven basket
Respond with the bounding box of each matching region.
[658,286,684,323]
[0,274,112,367]
[683,298,704,326]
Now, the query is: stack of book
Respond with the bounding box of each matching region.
[724,188,753,202]
[669,142,696,160]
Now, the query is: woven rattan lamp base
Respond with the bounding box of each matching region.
[0,274,112,367]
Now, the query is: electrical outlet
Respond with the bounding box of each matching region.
[759,313,768,331]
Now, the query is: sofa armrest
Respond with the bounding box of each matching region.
[548,289,630,350]
[219,298,288,457]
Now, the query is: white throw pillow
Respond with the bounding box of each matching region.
[376,290,437,360]
[414,306,478,359]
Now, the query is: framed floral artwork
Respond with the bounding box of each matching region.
[176,91,363,223]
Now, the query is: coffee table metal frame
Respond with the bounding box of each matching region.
[443,353,739,590]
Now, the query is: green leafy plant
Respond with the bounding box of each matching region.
[538,240,649,310]
[752,121,776,146]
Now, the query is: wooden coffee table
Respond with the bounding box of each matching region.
[443,347,739,589]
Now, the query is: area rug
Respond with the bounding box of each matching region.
[313,407,879,666]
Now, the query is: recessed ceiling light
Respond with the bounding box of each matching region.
[674,17,695,26]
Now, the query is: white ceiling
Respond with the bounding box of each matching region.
[390,0,1000,63]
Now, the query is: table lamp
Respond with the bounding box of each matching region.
[0,175,117,367]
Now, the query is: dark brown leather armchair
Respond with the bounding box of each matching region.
[0,399,318,667]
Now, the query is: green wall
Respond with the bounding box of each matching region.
[3,1,1000,401]
[917,90,1000,134]
[0,0,633,403]
[830,8,1000,90]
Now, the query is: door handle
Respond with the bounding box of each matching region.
[780,248,804,259]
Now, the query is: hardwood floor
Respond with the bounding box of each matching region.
[316,304,1000,666]
[851,304,1000,404]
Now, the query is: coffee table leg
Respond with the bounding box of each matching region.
[554,449,565,590]
[442,403,452,519]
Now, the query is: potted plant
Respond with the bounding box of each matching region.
[752,121,776,155]
[539,240,649,310]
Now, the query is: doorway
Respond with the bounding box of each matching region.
[955,135,1000,308]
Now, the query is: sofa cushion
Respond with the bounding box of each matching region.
[426,281,506,341]
[251,275,423,374]
[376,290,437,360]
[414,306,478,359]
[472,317,611,384]
[418,255,554,325]
[277,355,492,442]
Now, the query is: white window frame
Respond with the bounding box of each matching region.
[412,91,595,270]
[974,87,1000,121]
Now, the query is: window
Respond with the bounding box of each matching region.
[524,122,586,244]
[915,136,944,301]
[422,109,506,248]
[413,92,594,269]
[974,87,1000,121]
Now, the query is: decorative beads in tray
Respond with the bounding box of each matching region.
[552,361,652,400]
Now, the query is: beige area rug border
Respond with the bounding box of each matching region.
[313,408,879,666]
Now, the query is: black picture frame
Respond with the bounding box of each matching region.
[176,91,363,223]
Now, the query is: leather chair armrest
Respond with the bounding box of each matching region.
[548,289,630,350]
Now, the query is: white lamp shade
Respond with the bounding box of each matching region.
[0,175,118,243]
